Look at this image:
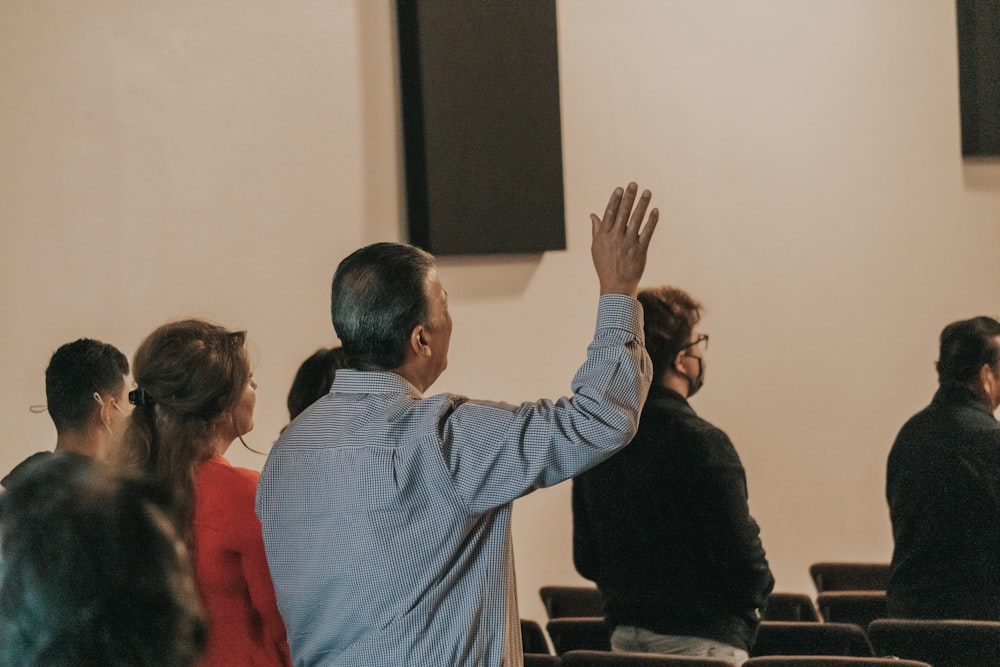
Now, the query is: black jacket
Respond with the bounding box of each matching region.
[886,382,1000,620]
[572,386,773,651]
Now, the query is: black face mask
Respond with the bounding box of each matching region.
[682,354,704,397]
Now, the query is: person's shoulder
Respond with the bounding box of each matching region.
[662,407,741,466]
[643,393,727,440]
[1,451,55,489]
[197,456,259,496]
[689,416,740,459]
[632,397,740,466]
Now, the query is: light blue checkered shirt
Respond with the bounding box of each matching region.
[256,295,650,666]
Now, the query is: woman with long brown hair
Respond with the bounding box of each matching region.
[116,319,290,666]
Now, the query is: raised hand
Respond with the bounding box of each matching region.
[591,182,659,297]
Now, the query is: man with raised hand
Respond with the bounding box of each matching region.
[257,183,659,666]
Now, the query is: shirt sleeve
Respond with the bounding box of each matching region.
[438,294,652,516]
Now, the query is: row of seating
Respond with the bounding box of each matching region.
[539,586,888,628]
[526,617,1000,666]
[538,561,893,617]
[526,653,930,667]
[532,618,875,657]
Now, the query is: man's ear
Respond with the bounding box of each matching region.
[980,363,998,393]
[95,393,114,428]
[671,350,687,374]
[410,325,430,357]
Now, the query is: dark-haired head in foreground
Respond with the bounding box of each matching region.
[0,453,205,666]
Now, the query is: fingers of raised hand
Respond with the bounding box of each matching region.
[600,187,624,229]
[638,207,659,248]
[627,189,653,235]
[613,182,639,231]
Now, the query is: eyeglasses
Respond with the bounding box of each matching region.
[679,334,709,353]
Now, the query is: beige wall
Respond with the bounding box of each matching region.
[2,0,999,627]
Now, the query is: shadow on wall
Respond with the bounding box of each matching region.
[963,159,1000,190]
[436,254,543,300]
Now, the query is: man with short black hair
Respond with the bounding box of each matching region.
[887,315,1000,620]
[258,183,659,666]
[573,286,772,665]
[3,338,129,488]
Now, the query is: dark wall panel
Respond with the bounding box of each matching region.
[957,1,1000,157]
[397,0,566,255]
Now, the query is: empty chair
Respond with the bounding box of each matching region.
[815,592,887,629]
[744,657,931,667]
[541,585,606,619]
[762,592,822,622]
[525,654,563,667]
[808,563,889,593]
[546,618,612,655]
[868,618,1000,667]
[523,618,553,655]
[561,650,734,666]
[751,622,873,657]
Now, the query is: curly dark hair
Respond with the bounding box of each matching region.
[637,286,703,382]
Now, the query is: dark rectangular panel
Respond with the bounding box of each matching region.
[957,1,1000,157]
[397,0,566,255]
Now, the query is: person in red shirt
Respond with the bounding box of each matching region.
[116,319,291,666]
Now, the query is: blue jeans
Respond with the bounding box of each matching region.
[611,625,749,666]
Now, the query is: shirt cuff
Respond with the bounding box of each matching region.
[596,294,643,339]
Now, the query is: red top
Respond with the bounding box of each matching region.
[193,455,291,666]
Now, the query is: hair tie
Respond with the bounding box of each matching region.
[129,388,154,407]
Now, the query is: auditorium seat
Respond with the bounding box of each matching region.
[744,657,930,667]
[751,622,873,657]
[762,592,822,622]
[867,618,1000,667]
[523,618,553,655]
[561,650,734,666]
[808,563,889,593]
[540,585,605,619]
[546,618,612,655]
[815,591,888,629]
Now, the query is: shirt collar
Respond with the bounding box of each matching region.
[933,381,996,419]
[331,368,423,398]
[648,384,695,410]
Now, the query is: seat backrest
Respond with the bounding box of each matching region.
[524,654,563,667]
[815,592,888,628]
[809,563,890,593]
[522,618,552,655]
[546,618,612,655]
[561,650,733,666]
[763,592,822,622]
[867,618,1000,667]
[751,622,874,657]
[540,585,606,619]
[744,657,931,667]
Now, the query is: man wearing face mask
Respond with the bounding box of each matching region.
[3,338,130,488]
[572,286,772,666]
[887,316,1000,620]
